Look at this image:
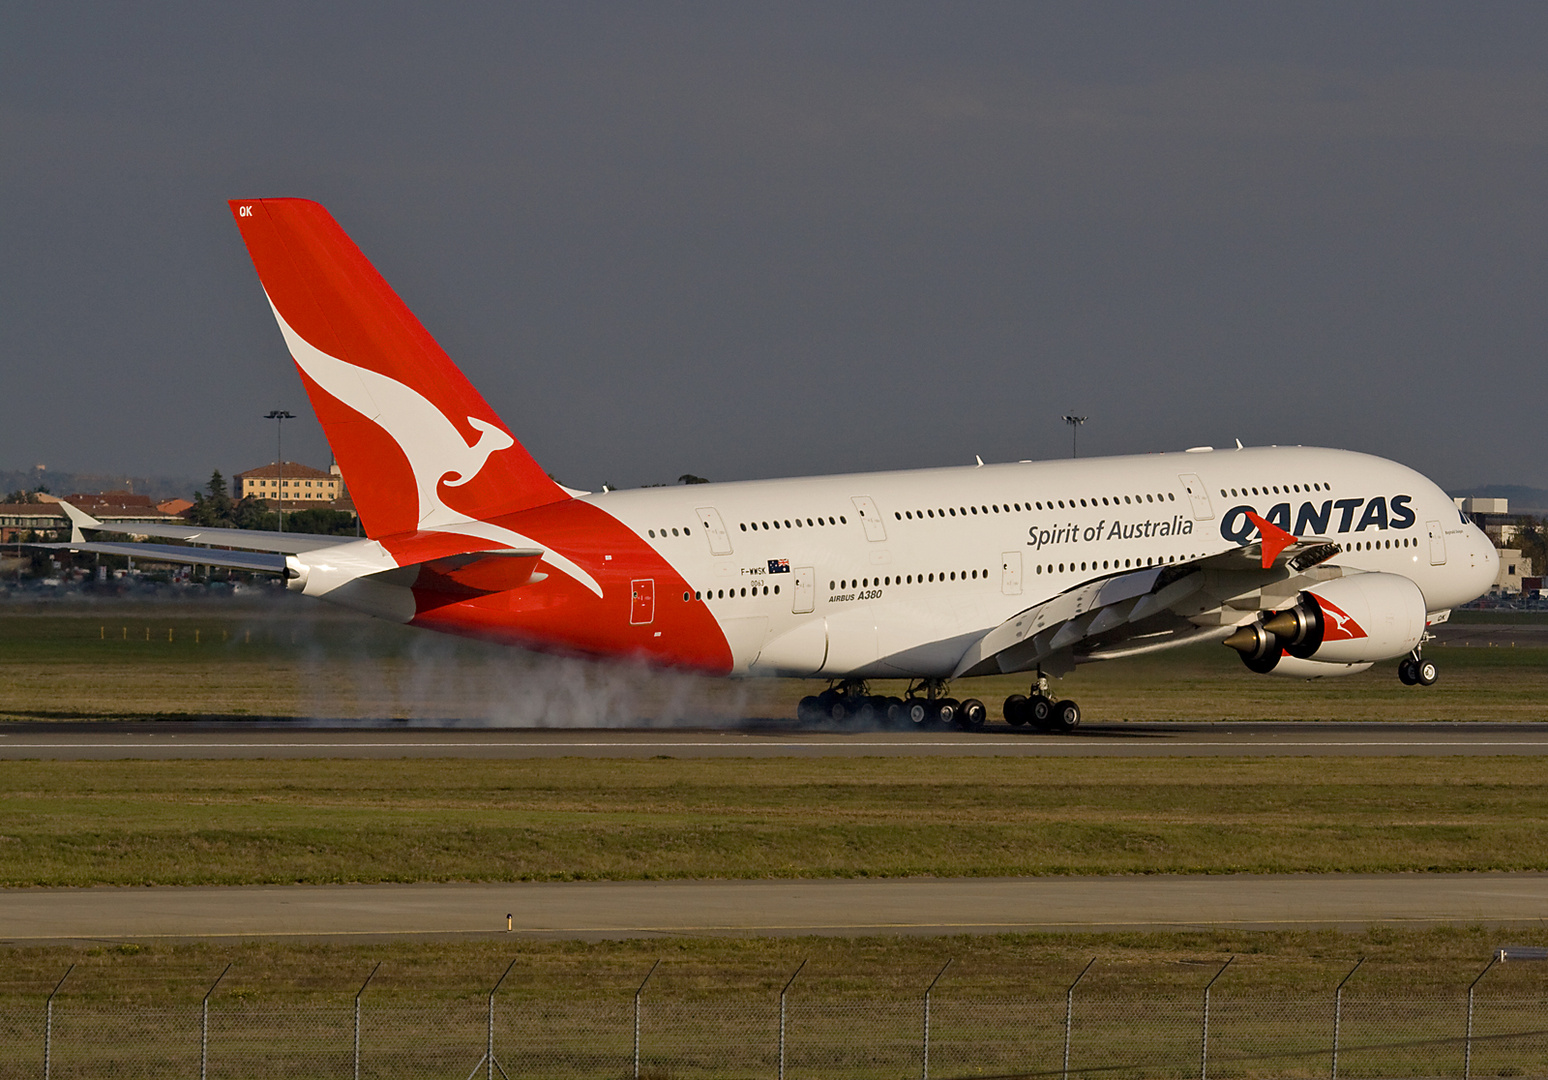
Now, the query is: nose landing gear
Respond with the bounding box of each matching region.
[1397,650,1438,686]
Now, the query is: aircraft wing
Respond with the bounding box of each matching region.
[953,536,1343,679]
[55,499,353,554]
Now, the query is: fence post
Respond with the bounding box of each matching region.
[634,960,659,1080]
[1330,957,1363,1080]
[779,959,807,1080]
[487,957,518,1080]
[200,963,232,1080]
[43,964,73,1080]
[354,962,380,1080]
[1063,957,1097,1080]
[1464,954,1499,1080]
[1200,956,1234,1080]
[921,958,953,1080]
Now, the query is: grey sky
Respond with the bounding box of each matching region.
[3,3,1545,493]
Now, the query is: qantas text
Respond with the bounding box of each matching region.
[1220,495,1415,543]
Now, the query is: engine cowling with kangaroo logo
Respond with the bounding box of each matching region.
[1225,572,1427,676]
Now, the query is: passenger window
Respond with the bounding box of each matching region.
[784,520,791,528]
[739,523,747,531]
[648,529,656,538]
[839,516,847,524]
[672,528,679,536]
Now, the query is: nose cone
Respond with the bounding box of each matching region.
[1473,533,1500,599]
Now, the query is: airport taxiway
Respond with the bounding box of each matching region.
[3,873,1546,943]
[3,721,1548,758]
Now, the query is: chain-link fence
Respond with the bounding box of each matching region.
[4,968,1548,1078]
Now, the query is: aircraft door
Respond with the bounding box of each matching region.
[695,507,733,555]
[1178,474,1214,520]
[1427,520,1447,565]
[792,566,816,613]
[851,496,888,542]
[1001,552,1022,596]
[630,579,655,624]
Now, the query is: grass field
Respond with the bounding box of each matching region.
[1,926,1540,1003]
[1,599,1545,724]
[4,756,1548,885]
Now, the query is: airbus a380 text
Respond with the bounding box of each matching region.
[50,199,1498,729]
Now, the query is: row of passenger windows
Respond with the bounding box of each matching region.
[1221,483,1330,498]
[742,516,845,531]
[896,492,1177,521]
[683,585,780,601]
[1356,538,1414,550]
[1037,554,1199,574]
[647,526,693,538]
[831,569,991,589]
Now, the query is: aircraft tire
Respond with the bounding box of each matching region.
[1416,659,1438,686]
[796,695,822,723]
[884,697,907,726]
[1003,694,1029,726]
[1028,695,1054,728]
[1397,660,1418,685]
[905,699,931,725]
[1050,699,1082,732]
[959,698,987,729]
[935,698,960,726]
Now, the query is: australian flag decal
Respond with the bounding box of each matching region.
[768,559,790,574]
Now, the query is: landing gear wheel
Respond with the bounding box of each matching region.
[856,696,886,724]
[935,698,960,726]
[958,698,987,729]
[1397,659,1418,685]
[1050,699,1082,732]
[1415,658,1438,686]
[1028,695,1054,728]
[797,695,822,723]
[906,699,931,726]
[1003,694,1029,726]
[884,697,906,726]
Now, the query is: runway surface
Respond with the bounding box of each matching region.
[4,721,1548,758]
[4,874,1546,943]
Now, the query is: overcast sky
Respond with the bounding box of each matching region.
[3,3,1545,493]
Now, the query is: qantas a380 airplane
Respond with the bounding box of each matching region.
[52,199,1499,730]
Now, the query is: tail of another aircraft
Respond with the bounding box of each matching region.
[228,198,568,539]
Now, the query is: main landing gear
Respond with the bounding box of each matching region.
[1397,647,1438,686]
[795,680,988,729]
[1002,670,1082,732]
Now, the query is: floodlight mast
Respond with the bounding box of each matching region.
[1062,415,1088,459]
[264,410,296,532]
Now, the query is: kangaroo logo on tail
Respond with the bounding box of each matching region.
[267,297,513,530]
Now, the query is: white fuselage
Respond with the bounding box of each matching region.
[582,445,1496,677]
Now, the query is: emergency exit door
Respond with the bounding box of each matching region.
[791,567,816,613]
[1001,552,1023,596]
[630,579,655,624]
[1426,520,1447,565]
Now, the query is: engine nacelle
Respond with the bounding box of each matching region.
[1261,655,1373,679]
[1224,571,1426,673]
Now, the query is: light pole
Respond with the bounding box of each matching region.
[1062,415,1087,459]
[264,410,295,532]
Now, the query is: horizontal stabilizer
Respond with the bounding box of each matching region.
[391,549,546,598]
[32,542,286,575]
[56,500,353,555]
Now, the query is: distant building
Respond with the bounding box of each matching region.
[157,498,194,516]
[233,462,348,508]
[1491,548,1535,594]
[0,503,67,543]
[64,492,185,527]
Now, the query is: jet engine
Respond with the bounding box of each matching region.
[1224,572,1427,675]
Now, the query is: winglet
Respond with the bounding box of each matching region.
[56,500,102,544]
[1244,511,1297,570]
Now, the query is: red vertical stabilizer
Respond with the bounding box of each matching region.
[228,198,568,538]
